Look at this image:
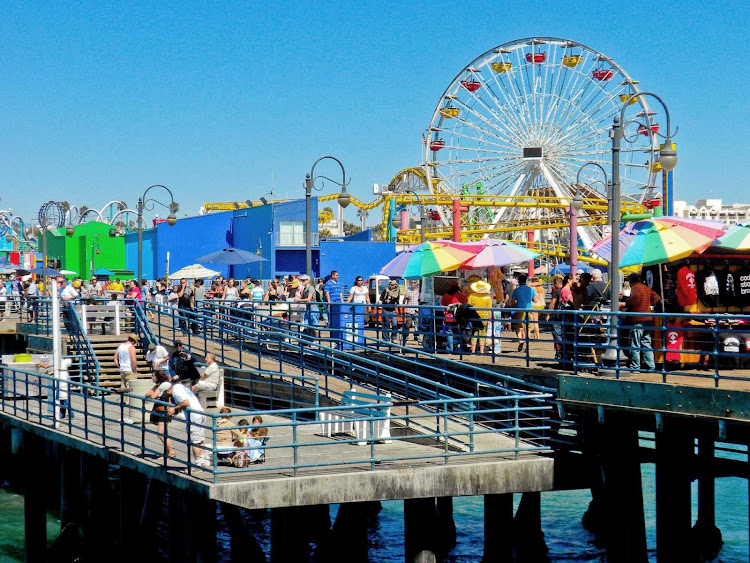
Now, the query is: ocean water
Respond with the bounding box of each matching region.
[0,464,747,561]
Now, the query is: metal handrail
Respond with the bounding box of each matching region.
[0,365,551,483]
[63,304,101,387]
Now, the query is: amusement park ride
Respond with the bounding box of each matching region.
[203,37,673,267]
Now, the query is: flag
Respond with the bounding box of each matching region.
[421,132,427,146]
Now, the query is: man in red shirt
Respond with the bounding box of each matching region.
[623,272,661,373]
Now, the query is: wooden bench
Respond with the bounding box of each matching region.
[77,304,130,335]
[196,367,225,410]
[318,388,392,445]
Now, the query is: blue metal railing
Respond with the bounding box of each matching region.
[167,299,750,387]
[63,304,101,387]
[0,364,551,484]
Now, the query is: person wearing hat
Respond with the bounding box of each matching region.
[145,341,170,373]
[113,334,139,424]
[60,278,79,302]
[168,340,200,384]
[468,280,493,354]
[380,279,401,345]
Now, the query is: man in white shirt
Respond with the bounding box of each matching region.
[113,334,139,423]
[60,279,79,302]
[193,353,220,393]
[167,377,208,466]
[145,342,170,373]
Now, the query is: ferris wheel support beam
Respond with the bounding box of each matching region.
[486,161,539,231]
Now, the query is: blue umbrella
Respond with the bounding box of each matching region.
[29,266,62,277]
[195,247,268,265]
[549,263,593,275]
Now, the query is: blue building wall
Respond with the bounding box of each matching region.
[319,240,396,286]
[125,197,319,280]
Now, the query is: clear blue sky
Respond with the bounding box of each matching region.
[0,1,747,224]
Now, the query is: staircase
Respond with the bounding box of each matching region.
[87,335,151,388]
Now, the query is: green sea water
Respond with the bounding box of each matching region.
[0,488,60,562]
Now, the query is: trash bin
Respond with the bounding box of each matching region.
[128,378,154,424]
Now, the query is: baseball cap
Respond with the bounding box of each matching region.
[148,343,156,351]
[299,274,311,281]
[174,339,183,347]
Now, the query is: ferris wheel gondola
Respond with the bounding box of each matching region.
[425,37,662,248]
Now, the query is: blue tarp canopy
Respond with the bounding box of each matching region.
[549,262,593,275]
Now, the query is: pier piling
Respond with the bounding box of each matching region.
[23,432,47,563]
[483,493,513,561]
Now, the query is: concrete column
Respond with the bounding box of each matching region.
[271,507,311,562]
[23,432,47,563]
[435,497,457,554]
[600,419,647,562]
[692,430,722,558]
[404,497,437,563]
[60,446,82,529]
[321,502,369,562]
[219,502,267,562]
[655,422,693,562]
[513,492,547,561]
[483,493,513,561]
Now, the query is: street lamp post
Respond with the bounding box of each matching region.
[574,162,610,277]
[304,157,351,278]
[256,237,263,281]
[136,185,179,286]
[609,92,677,375]
[390,190,426,244]
[568,190,584,276]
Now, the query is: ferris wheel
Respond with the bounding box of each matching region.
[425,37,661,247]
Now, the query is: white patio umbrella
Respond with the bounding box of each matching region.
[168,264,220,280]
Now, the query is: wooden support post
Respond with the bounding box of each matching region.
[692,429,722,558]
[483,493,513,562]
[655,422,693,562]
[139,478,167,559]
[168,486,189,562]
[23,432,47,563]
[435,497,457,554]
[271,507,310,562]
[219,502,267,563]
[60,446,82,529]
[600,418,647,562]
[404,497,438,563]
[81,455,113,558]
[10,427,23,491]
[186,494,217,562]
[119,466,147,558]
[513,492,547,561]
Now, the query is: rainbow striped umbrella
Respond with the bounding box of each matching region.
[712,223,750,251]
[619,217,726,267]
[593,216,725,262]
[380,242,475,279]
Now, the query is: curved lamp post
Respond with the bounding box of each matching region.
[570,161,612,274]
[304,157,350,277]
[390,189,426,244]
[610,92,677,375]
[136,185,179,285]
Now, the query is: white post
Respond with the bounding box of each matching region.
[114,304,121,335]
[80,304,88,336]
[51,282,62,404]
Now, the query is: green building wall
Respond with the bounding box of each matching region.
[45,222,126,277]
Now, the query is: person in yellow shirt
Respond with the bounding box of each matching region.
[467,280,493,354]
[109,278,124,293]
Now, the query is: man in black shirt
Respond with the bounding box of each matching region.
[586,269,610,304]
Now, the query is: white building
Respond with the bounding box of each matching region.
[673,199,750,226]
